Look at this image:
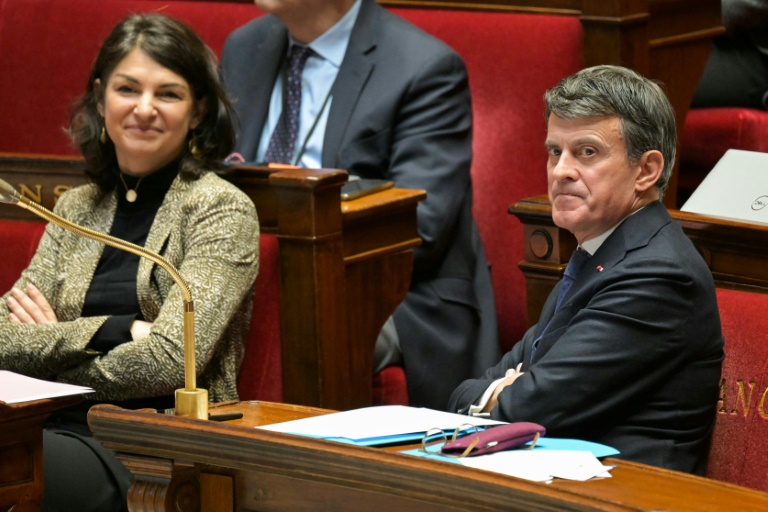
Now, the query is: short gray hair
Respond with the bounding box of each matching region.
[544,65,676,198]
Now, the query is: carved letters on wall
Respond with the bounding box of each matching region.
[18,184,72,205]
[718,379,768,419]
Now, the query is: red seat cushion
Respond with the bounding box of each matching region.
[373,366,409,406]
[0,0,261,155]
[680,108,768,195]
[706,288,768,491]
[0,219,46,293]
[391,8,583,350]
[237,233,282,401]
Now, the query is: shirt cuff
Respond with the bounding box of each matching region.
[468,377,506,417]
[87,314,138,353]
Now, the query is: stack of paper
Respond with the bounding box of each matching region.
[457,449,614,483]
[259,405,618,483]
[259,405,506,446]
[0,370,93,404]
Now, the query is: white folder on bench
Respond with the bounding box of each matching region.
[681,149,768,225]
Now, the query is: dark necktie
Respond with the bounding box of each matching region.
[554,247,591,311]
[530,247,591,363]
[264,45,313,164]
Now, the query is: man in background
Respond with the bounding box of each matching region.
[221,0,500,409]
[449,65,724,474]
[692,0,768,110]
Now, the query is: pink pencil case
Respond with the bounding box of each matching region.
[441,422,546,457]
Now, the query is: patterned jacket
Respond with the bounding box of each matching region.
[0,171,259,403]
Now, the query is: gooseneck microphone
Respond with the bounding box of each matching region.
[0,179,208,419]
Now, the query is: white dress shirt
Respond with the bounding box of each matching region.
[256,0,362,168]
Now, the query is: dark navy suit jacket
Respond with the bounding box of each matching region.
[449,201,724,474]
[222,0,500,408]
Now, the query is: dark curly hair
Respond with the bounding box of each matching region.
[69,13,236,192]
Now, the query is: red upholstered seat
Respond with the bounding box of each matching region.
[680,108,768,201]
[706,288,768,491]
[0,219,46,293]
[237,233,282,401]
[0,0,261,155]
[392,8,583,352]
[362,9,582,402]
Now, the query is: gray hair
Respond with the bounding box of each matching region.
[544,65,676,197]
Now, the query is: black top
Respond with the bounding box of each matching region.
[83,160,180,353]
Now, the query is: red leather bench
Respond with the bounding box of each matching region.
[679,108,768,203]
[706,288,768,492]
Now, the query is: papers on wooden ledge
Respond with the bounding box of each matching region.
[0,370,94,404]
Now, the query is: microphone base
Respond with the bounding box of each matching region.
[175,388,209,420]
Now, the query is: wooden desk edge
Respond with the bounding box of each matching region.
[88,402,768,512]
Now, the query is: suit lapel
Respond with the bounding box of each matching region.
[531,201,672,363]
[322,0,378,168]
[136,175,189,320]
[236,20,287,161]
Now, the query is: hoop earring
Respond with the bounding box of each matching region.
[100,126,107,144]
[189,135,201,158]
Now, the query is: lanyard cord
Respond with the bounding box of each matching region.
[277,54,335,167]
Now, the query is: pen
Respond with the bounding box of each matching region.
[208,412,244,422]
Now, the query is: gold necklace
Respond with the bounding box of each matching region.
[119,173,143,203]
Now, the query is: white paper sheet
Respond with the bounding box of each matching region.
[258,405,506,444]
[0,370,93,404]
[458,450,614,483]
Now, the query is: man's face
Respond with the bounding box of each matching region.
[545,114,645,244]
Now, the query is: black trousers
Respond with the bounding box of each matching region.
[41,428,132,512]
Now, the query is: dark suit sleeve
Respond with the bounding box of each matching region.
[490,255,715,432]
[382,51,473,272]
[448,333,528,414]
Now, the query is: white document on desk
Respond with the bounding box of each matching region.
[0,370,94,404]
[458,449,613,483]
[258,405,506,445]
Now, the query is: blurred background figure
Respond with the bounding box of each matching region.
[692,0,768,110]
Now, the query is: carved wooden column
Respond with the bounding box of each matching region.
[509,195,574,327]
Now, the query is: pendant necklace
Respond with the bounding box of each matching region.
[119,173,143,203]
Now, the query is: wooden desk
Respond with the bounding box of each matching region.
[88,402,768,512]
[0,154,425,410]
[0,395,83,512]
[509,195,768,326]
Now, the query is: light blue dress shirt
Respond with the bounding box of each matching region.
[257,0,362,168]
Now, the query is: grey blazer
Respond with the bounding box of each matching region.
[0,172,259,403]
[222,0,500,408]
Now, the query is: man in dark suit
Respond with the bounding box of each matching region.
[449,65,724,475]
[221,0,499,409]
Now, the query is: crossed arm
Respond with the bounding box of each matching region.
[6,284,152,340]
